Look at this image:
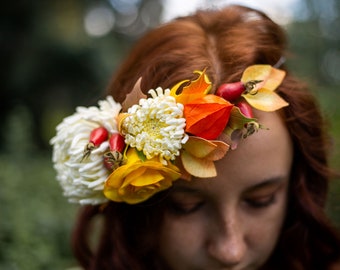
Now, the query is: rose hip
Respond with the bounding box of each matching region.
[89,127,109,146]
[82,127,109,160]
[216,82,245,101]
[108,133,125,153]
[236,101,254,118]
[104,133,126,171]
[103,151,124,171]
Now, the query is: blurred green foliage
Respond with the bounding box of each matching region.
[0,0,339,269]
[0,106,77,269]
[286,12,340,225]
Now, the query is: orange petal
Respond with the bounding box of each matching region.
[170,70,211,104]
[184,95,233,139]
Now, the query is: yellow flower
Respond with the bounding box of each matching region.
[240,65,288,111]
[104,148,181,204]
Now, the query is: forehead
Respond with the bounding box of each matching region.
[176,110,293,191]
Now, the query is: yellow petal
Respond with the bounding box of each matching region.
[174,158,192,181]
[262,67,286,91]
[181,150,217,178]
[125,147,142,164]
[205,140,230,161]
[169,79,190,97]
[183,137,218,158]
[103,189,123,202]
[241,65,286,92]
[241,65,271,84]
[105,166,128,188]
[242,88,289,111]
[117,113,130,133]
[130,170,164,186]
[121,166,147,188]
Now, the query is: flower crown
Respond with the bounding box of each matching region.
[51,65,288,205]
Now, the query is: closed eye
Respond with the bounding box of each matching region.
[168,200,205,215]
[242,177,286,209]
[244,194,276,209]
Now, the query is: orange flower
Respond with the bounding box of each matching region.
[184,94,233,140]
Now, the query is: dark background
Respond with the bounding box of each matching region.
[1,0,339,268]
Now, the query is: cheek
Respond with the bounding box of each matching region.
[158,215,205,267]
[245,193,287,261]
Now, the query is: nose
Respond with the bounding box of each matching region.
[206,211,246,267]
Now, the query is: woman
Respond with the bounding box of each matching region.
[51,5,340,270]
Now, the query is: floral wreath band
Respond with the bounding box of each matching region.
[51,65,288,205]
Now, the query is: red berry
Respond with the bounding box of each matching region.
[89,127,109,147]
[103,151,124,171]
[109,133,125,153]
[216,82,245,101]
[82,127,108,161]
[104,133,125,171]
[236,101,253,118]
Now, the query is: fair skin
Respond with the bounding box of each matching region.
[158,111,293,270]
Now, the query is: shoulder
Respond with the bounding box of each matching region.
[330,261,340,270]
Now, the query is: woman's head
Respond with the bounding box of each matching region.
[108,5,286,103]
[64,5,340,270]
[158,109,293,269]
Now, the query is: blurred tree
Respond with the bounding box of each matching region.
[0,0,162,151]
[287,0,340,224]
[288,0,340,85]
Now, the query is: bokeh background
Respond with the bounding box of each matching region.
[1,0,339,269]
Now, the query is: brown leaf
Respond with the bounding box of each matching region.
[121,77,146,111]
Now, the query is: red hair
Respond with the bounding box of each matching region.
[72,5,340,269]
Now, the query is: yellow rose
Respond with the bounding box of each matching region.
[104,148,181,204]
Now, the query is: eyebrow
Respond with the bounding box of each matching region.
[170,184,203,194]
[171,176,287,195]
[245,176,286,192]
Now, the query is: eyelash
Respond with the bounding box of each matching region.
[245,194,276,209]
[168,193,277,215]
[169,200,204,215]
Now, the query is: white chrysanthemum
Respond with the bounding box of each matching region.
[50,96,122,205]
[121,87,188,163]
